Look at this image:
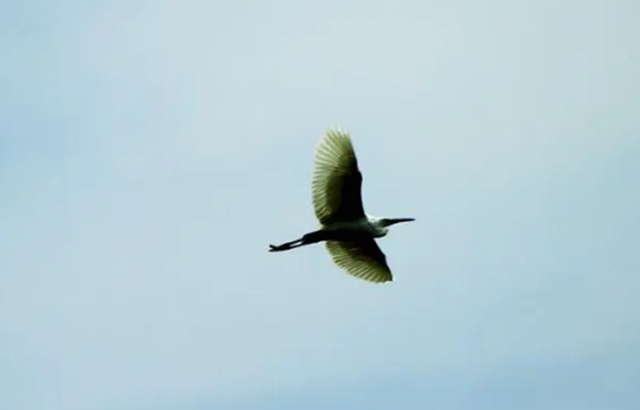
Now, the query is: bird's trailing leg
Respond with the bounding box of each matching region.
[269,230,328,252]
[269,238,306,252]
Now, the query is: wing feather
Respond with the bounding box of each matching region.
[325,239,393,283]
[312,129,365,225]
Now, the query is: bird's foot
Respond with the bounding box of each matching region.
[270,242,296,252]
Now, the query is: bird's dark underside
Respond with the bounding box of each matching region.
[269,229,374,252]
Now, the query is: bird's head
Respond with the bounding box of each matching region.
[368,215,415,234]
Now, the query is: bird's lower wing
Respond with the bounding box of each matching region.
[325,239,393,283]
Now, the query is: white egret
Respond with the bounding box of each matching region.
[269,128,414,283]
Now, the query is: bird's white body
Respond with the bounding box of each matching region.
[269,129,414,283]
[323,215,389,238]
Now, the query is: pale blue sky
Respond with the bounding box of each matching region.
[1,1,639,410]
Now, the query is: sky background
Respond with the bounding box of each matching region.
[1,1,639,409]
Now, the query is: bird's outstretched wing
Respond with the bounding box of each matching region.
[312,129,365,225]
[325,239,393,283]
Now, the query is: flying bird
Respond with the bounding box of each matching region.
[269,128,414,283]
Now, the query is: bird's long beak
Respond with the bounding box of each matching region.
[385,217,415,226]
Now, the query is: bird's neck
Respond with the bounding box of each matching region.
[368,219,389,237]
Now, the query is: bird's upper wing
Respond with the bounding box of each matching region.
[325,239,393,283]
[312,129,365,225]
